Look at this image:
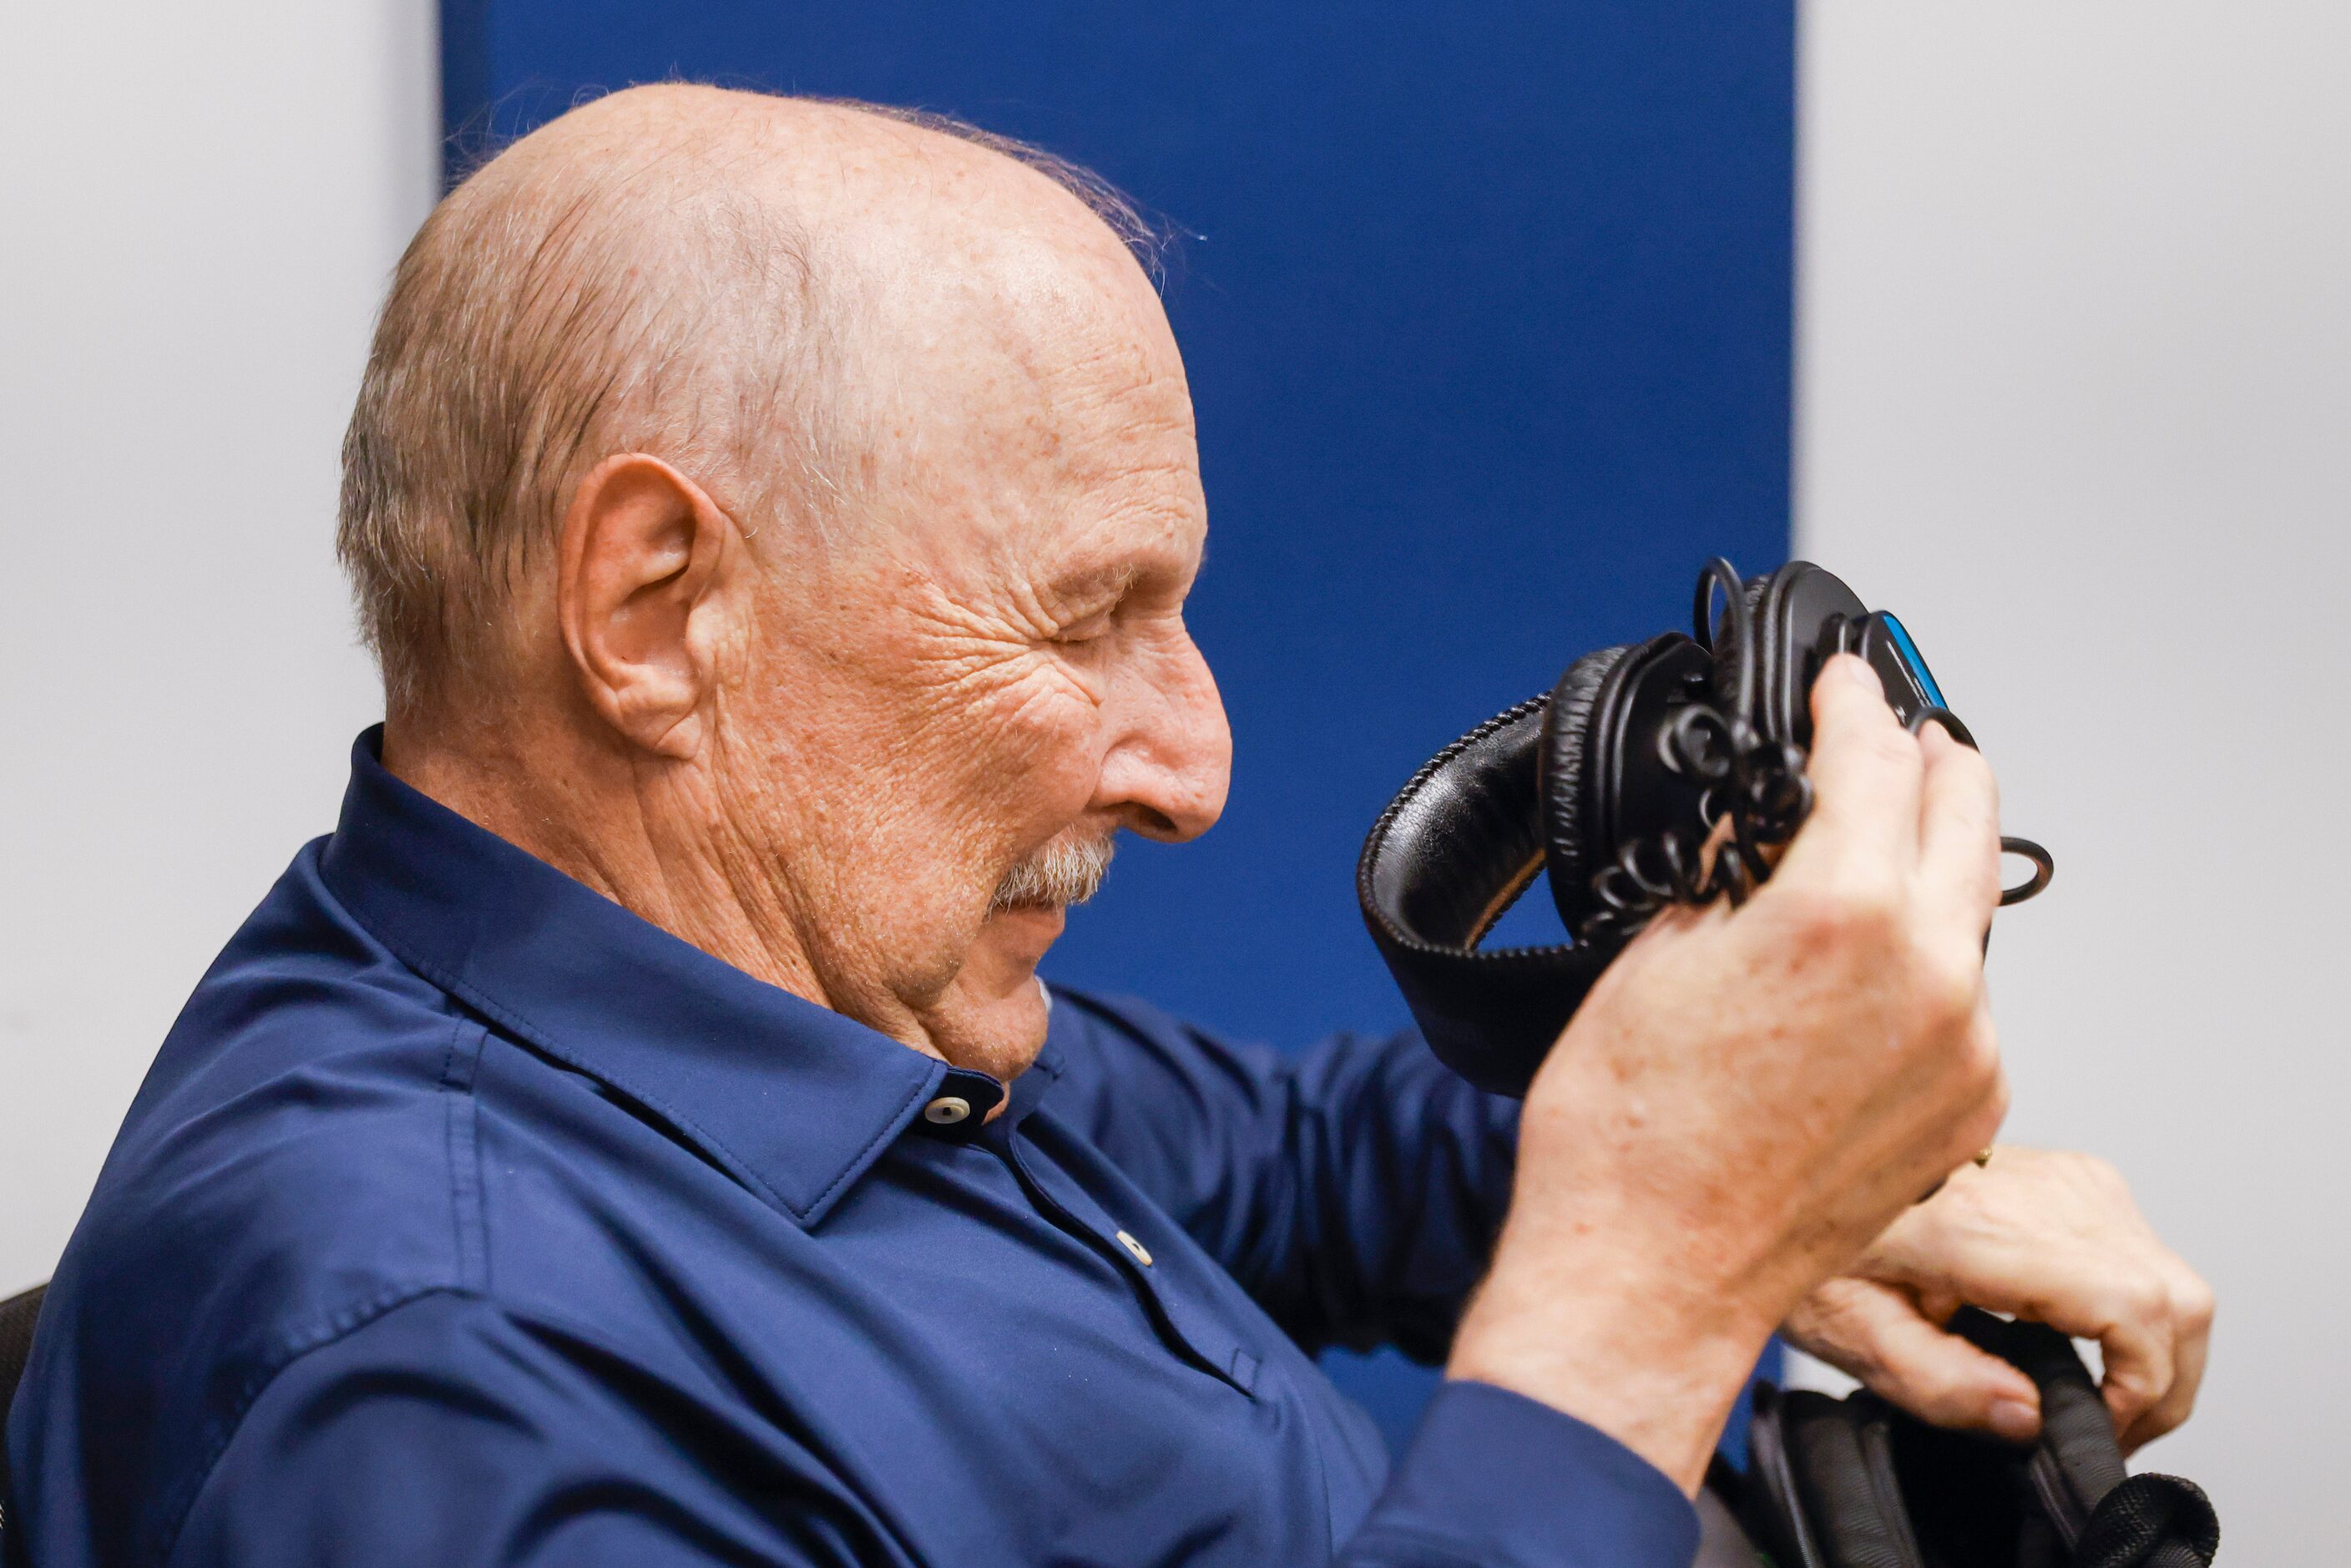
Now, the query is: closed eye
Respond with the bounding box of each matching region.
[1049,605,1120,644]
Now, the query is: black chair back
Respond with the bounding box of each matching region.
[0,1282,48,1542]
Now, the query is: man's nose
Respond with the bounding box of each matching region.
[1099,628,1231,844]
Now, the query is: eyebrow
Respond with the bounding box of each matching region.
[1044,561,1144,607]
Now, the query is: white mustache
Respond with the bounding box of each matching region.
[988,831,1117,916]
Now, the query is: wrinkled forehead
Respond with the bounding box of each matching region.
[839,214,1206,595]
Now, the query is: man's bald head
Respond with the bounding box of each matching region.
[338,84,1161,716]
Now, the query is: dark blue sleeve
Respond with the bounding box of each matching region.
[1042,989,1517,1362]
[1340,1381,1701,1566]
[164,1291,899,1568]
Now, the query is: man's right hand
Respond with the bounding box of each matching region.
[1447,652,2010,1492]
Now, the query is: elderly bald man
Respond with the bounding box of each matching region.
[9,86,2208,1566]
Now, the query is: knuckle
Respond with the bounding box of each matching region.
[1973,1057,2012,1123]
[2109,1385,2156,1429]
[2071,1152,2128,1194]
[2120,1272,2172,1329]
[2174,1274,2217,1333]
[1859,722,1924,775]
[1896,935,1985,1048]
[1916,948,1984,1034]
[1793,878,1904,951]
[1767,885,1850,949]
[2113,1360,2165,1408]
[1945,739,1997,797]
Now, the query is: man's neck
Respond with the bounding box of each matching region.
[380,715,842,1024]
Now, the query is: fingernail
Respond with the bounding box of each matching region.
[1990,1399,2041,1443]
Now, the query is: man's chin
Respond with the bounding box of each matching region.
[983,902,1067,963]
[923,903,1065,1082]
[936,959,1054,1085]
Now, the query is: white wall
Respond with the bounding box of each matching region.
[1798,0,2349,1555]
[0,3,436,1291]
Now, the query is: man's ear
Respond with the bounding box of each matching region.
[556,453,741,761]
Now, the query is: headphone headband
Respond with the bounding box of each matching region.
[1354,695,1607,1097]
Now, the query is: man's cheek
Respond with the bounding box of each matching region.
[821,823,991,1006]
[962,675,1104,821]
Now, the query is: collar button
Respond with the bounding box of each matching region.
[910,1068,1004,1143]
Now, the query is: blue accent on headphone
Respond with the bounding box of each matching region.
[1878,614,1946,710]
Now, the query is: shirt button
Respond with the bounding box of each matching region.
[923,1095,973,1125]
[1115,1230,1153,1267]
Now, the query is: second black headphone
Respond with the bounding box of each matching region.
[1358,558,2053,1096]
[1735,1309,2217,1568]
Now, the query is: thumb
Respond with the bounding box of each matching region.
[1786,1278,2045,1443]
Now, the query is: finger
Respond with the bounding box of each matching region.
[2121,1267,2215,1452]
[2091,1306,2180,1442]
[1949,990,2009,1160]
[1867,1218,2178,1442]
[1780,654,1924,885]
[1914,721,2002,948]
[1857,1148,2207,1450]
[1786,1277,2043,1441]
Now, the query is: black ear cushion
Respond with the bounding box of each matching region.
[1538,643,1640,933]
[1780,1392,1929,1568]
[1743,1385,1832,1568]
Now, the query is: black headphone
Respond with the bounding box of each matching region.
[1358,559,2054,1097]
[1732,1309,2218,1567]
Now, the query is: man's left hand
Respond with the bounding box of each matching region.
[1782,1147,2213,1453]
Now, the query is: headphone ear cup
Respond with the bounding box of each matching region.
[1778,1392,1930,1568]
[1730,562,1873,747]
[1742,1384,1831,1568]
[1746,1317,2218,1568]
[1945,1310,2130,1541]
[1538,643,1639,935]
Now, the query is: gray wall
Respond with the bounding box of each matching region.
[1,0,2337,1553]
[1797,0,2349,1555]
[0,1,437,1287]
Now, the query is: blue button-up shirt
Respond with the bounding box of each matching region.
[7,733,1696,1566]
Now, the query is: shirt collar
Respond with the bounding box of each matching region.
[318,727,1047,1227]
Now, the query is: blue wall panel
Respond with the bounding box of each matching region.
[445,0,1792,1451]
